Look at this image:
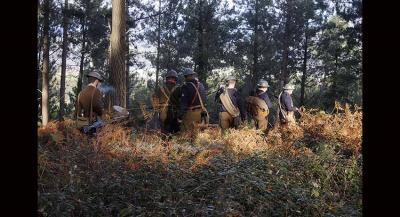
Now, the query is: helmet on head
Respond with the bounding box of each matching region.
[226,75,236,82]
[182,68,195,76]
[165,70,178,78]
[257,79,269,88]
[283,84,295,90]
[87,71,103,82]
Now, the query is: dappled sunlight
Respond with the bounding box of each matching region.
[38,103,362,216]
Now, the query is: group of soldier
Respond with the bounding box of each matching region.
[151,68,299,135]
[75,68,299,135]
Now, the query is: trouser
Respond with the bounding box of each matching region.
[82,116,103,134]
[254,114,268,131]
[219,112,234,130]
[164,107,180,134]
[280,111,295,126]
[159,105,168,132]
[182,109,202,131]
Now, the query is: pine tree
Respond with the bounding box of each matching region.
[110,0,127,107]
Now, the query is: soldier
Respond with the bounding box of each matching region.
[215,75,246,133]
[177,68,208,131]
[246,79,273,131]
[151,69,181,133]
[278,84,298,125]
[75,71,104,133]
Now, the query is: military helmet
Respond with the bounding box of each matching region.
[283,84,295,90]
[226,75,236,82]
[165,69,178,78]
[86,71,103,82]
[182,68,195,76]
[257,79,269,88]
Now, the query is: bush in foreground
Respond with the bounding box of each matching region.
[38,103,362,216]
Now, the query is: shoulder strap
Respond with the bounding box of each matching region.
[188,82,199,107]
[88,87,96,124]
[159,86,170,102]
[160,85,177,110]
[219,89,240,117]
[189,82,206,111]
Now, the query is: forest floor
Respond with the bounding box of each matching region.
[38,103,362,217]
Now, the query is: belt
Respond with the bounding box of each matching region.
[187,105,202,111]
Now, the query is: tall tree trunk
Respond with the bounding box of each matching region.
[196,0,208,87]
[38,25,44,97]
[155,0,161,90]
[331,51,339,103]
[110,0,127,107]
[251,0,259,87]
[77,17,86,96]
[125,0,130,108]
[41,0,50,126]
[275,0,292,126]
[59,0,69,120]
[300,23,308,106]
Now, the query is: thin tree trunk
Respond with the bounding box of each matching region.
[110,0,127,107]
[251,0,259,87]
[155,0,161,91]
[59,0,69,120]
[332,51,339,102]
[275,0,292,126]
[41,0,50,126]
[300,23,308,106]
[126,0,130,108]
[77,17,86,96]
[196,0,208,87]
[38,25,44,97]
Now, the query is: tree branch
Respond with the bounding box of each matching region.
[132,11,167,23]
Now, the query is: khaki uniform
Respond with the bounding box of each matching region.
[219,111,238,130]
[246,92,271,131]
[152,84,178,132]
[254,113,268,131]
[215,87,246,132]
[182,108,202,131]
[178,79,207,132]
[279,91,296,126]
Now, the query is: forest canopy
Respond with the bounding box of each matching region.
[37,0,362,124]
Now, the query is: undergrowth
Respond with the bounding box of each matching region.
[38,103,362,216]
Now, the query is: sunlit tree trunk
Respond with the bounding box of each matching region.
[41,0,50,126]
[110,0,127,107]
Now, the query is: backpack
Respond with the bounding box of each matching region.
[219,89,240,118]
[246,96,269,117]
